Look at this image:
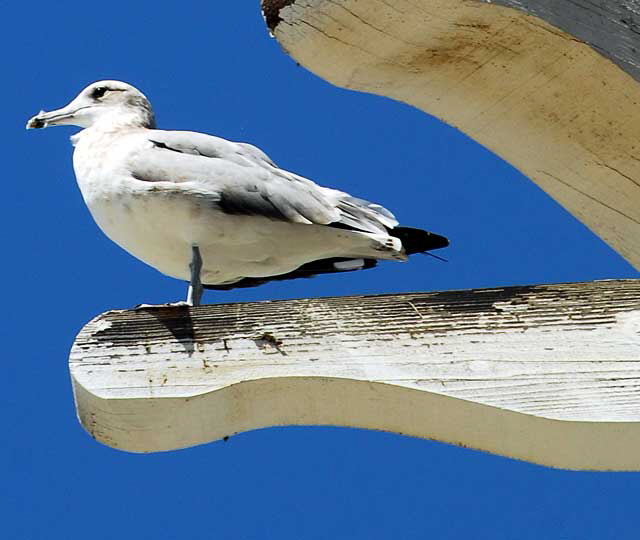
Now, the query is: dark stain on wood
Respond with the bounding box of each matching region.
[423,284,546,315]
[254,332,287,355]
[262,0,297,30]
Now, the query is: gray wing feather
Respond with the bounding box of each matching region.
[149,131,277,167]
[127,130,398,232]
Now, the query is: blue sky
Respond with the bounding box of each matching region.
[3,2,639,539]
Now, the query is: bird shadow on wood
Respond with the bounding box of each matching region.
[137,305,196,357]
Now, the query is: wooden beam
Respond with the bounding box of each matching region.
[70,279,640,469]
[262,0,640,269]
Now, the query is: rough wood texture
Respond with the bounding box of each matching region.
[485,0,640,80]
[70,280,640,469]
[262,0,640,269]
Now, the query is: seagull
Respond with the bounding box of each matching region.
[27,80,448,306]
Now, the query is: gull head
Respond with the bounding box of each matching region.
[26,80,156,130]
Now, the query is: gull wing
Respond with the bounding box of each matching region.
[126,129,399,233]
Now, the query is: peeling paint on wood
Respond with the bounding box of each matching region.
[70,280,640,469]
[262,0,640,269]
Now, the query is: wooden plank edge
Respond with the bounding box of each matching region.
[71,374,640,470]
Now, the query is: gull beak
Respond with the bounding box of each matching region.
[26,100,85,129]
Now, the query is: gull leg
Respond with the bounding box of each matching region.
[187,245,203,306]
[134,245,203,309]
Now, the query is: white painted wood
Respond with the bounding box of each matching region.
[70,280,640,469]
[262,0,640,269]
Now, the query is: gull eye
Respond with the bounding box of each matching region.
[91,86,109,100]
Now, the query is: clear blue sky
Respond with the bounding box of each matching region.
[3,2,639,539]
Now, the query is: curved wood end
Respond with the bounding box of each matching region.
[262,0,640,269]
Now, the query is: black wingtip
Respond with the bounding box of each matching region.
[390,226,449,255]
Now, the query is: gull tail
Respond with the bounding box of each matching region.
[203,226,449,291]
[389,226,449,255]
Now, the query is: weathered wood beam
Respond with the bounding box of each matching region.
[70,279,640,469]
[262,0,640,269]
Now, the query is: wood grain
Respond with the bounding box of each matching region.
[484,0,640,80]
[262,0,640,269]
[70,280,640,469]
